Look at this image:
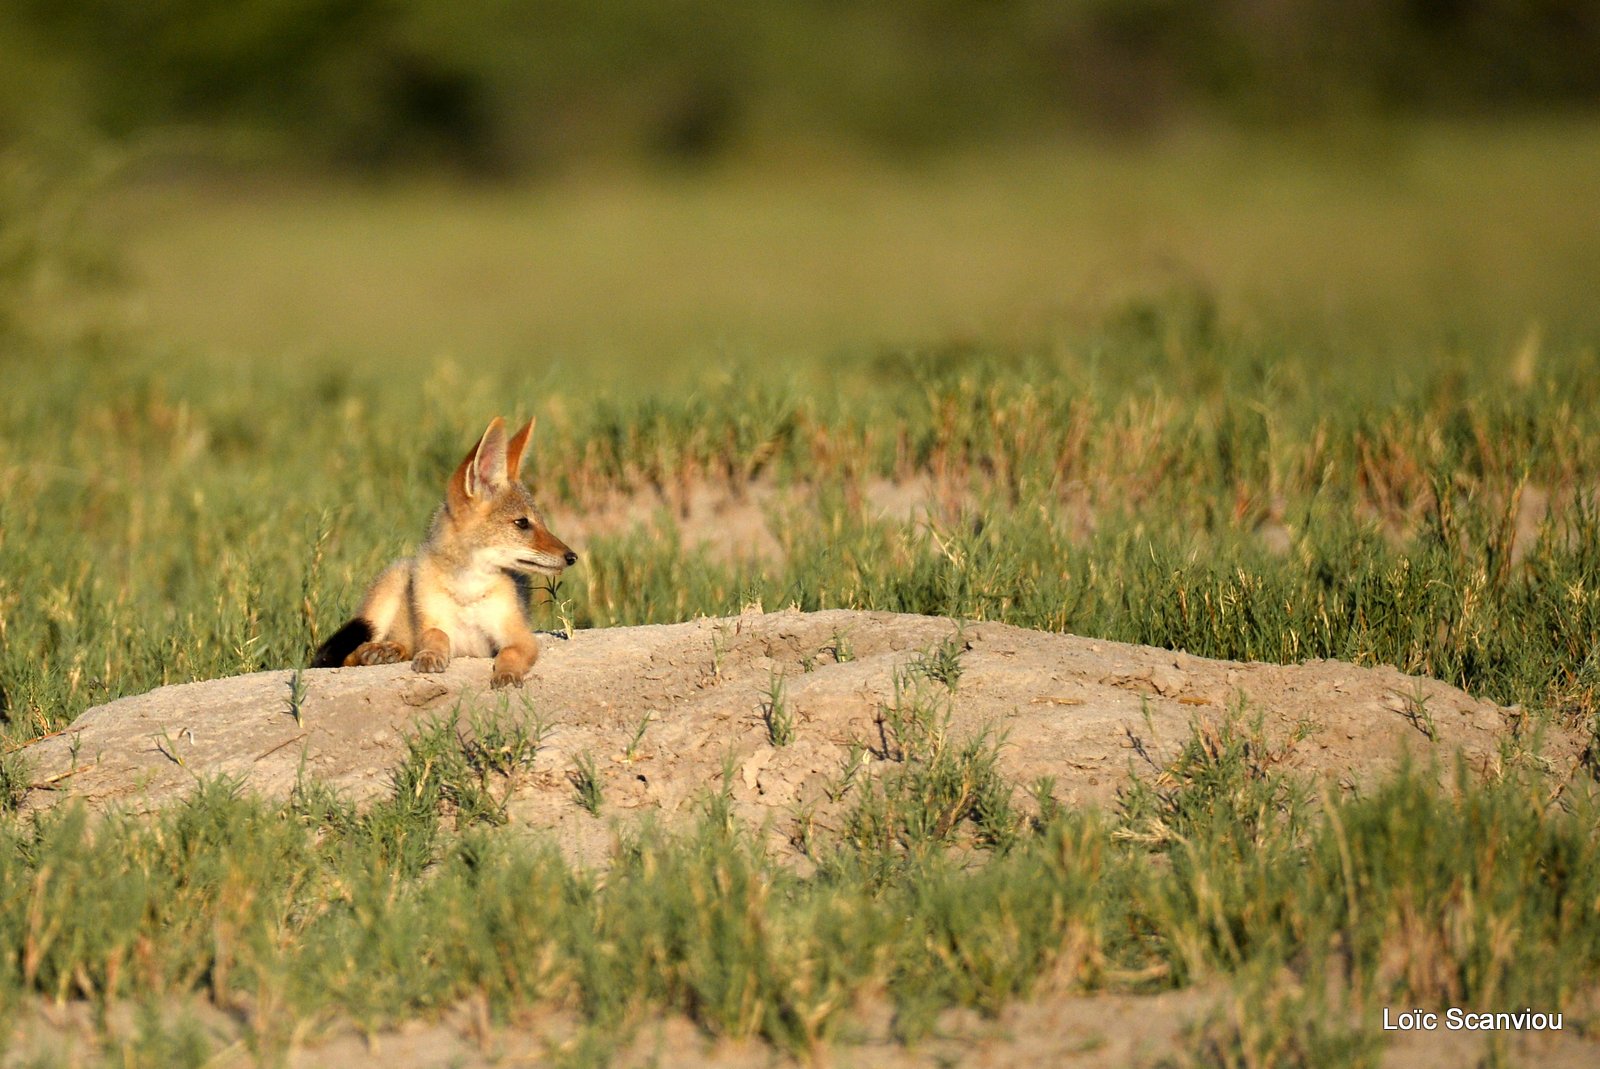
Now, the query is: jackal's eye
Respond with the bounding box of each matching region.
[513,517,532,530]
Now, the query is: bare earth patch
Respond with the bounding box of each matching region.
[11,609,1592,1067]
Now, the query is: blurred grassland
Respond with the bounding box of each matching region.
[104,119,1600,384]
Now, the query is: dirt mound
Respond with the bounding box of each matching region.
[19,610,1560,863]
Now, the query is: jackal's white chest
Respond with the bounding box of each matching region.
[423,570,520,658]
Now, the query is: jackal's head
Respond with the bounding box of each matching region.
[443,417,577,577]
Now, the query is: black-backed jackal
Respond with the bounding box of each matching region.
[311,417,576,688]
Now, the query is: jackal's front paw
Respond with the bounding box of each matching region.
[412,649,449,674]
[353,641,407,666]
[489,668,527,690]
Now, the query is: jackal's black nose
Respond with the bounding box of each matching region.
[564,551,579,566]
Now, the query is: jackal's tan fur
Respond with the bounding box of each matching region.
[311,417,575,688]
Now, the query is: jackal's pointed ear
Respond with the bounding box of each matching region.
[448,417,508,512]
[505,418,534,483]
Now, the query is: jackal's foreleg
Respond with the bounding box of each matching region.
[412,627,451,674]
[490,628,540,689]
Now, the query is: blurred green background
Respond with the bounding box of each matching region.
[5,0,1599,171]
[2,1,1598,376]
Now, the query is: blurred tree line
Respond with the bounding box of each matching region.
[1,0,1597,173]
